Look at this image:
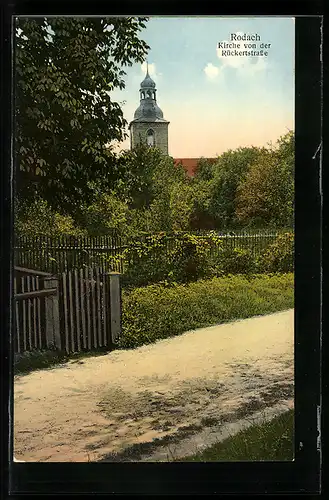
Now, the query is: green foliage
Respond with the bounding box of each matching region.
[118,273,294,349]
[122,233,174,287]
[235,132,294,228]
[80,192,131,237]
[15,17,150,213]
[114,144,163,208]
[208,146,265,228]
[15,197,85,237]
[114,148,192,233]
[146,182,194,233]
[122,231,222,287]
[276,130,295,173]
[189,133,294,230]
[169,232,221,282]
[189,179,216,230]
[214,248,258,276]
[179,409,294,462]
[260,232,294,273]
[194,157,216,181]
[15,17,294,234]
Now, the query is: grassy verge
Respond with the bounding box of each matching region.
[178,409,294,462]
[15,273,294,375]
[118,273,294,349]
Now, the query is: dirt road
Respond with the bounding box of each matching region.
[14,309,294,462]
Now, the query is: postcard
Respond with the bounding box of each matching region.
[13,16,296,465]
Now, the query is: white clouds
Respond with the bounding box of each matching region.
[204,30,269,82]
[216,32,247,70]
[204,63,220,80]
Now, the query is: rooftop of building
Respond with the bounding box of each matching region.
[174,158,217,177]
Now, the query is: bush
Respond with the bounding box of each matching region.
[15,197,85,238]
[118,273,294,349]
[169,232,218,282]
[214,247,258,276]
[122,231,221,288]
[260,232,294,273]
[121,233,174,288]
[81,192,131,237]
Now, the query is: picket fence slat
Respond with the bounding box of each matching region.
[14,278,20,353]
[15,231,291,275]
[62,271,70,353]
[74,269,81,352]
[21,277,27,351]
[80,268,87,349]
[102,272,108,346]
[68,270,75,352]
[32,276,37,348]
[27,276,32,349]
[96,268,102,347]
[85,267,92,350]
[36,277,42,349]
[90,268,97,348]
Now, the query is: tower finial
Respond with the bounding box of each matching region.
[146,60,149,76]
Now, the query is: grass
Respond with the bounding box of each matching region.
[14,272,294,374]
[178,409,294,462]
[119,273,294,349]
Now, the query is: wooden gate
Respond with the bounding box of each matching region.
[14,267,59,352]
[58,267,121,354]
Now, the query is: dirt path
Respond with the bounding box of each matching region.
[14,309,294,462]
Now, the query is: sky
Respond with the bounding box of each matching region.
[111,17,295,158]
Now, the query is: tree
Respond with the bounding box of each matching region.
[81,192,131,237]
[113,144,163,209]
[15,17,149,213]
[189,179,216,230]
[15,197,85,237]
[145,181,194,232]
[116,150,191,233]
[235,131,294,227]
[207,146,264,228]
[146,154,191,231]
[193,157,216,181]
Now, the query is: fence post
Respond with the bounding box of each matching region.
[108,272,122,344]
[43,277,62,350]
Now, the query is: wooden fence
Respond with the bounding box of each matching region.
[14,235,125,275]
[14,267,58,352]
[13,266,121,355]
[58,267,121,353]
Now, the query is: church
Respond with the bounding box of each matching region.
[129,65,216,177]
[129,65,169,155]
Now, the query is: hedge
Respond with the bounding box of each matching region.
[118,273,294,349]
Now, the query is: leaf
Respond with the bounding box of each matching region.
[16,17,150,213]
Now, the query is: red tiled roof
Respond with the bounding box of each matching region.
[174,158,217,177]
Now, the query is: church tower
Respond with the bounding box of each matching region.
[129,64,169,155]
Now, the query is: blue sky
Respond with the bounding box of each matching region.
[111,17,295,157]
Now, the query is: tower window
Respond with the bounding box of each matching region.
[147,90,152,99]
[147,129,155,147]
[141,91,145,99]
